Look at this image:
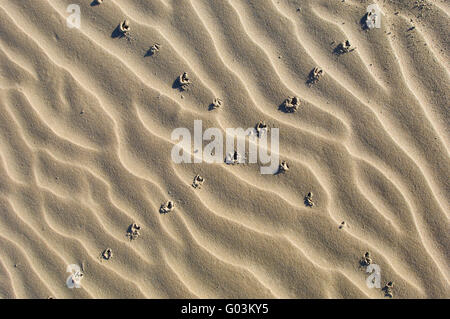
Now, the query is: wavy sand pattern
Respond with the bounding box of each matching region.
[0,0,448,298]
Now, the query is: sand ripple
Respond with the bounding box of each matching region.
[0,0,448,298]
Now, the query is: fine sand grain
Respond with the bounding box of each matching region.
[0,0,448,298]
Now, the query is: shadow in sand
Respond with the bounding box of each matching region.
[360,13,369,30]
[306,68,322,86]
[278,99,299,113]
[306,69,316,86]
[90,0,100,7]
[278,102,292,113]
[111,25,124,39]
[172,77,182,90]
[172,77,188,91]
[126,224,135,234]
[333,41,355,55]
[144,49,153,57]
[333,44,345,55]
[273,169,284,176]
[382,283,394,297]
[304,192,314,207]
[304,197,313,207]
[274,161,288,175]
[359,259,369,267]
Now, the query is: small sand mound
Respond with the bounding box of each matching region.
[304,191,315,207]
[382,281,394,298]
[360,251,372,266]
[149,43,160,55]
[278,160,289,173]
[335,40,356,54]
[210,98,222,110]
[255,120,268,138]
[127,223,141,240]
[307,67,324,86]
[192,175,205,189]
[102,248,113,260]
[178,72,191,91]
[119,20,130,33]
[339,221,346,229]
[160,200,175,214]
[282,96,301,113]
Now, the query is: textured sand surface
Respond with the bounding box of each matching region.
[0,0,448,299]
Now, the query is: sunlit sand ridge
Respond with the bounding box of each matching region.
[0,0,448,298]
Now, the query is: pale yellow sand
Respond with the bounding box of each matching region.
[0,0,448,299]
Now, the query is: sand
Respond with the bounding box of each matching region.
[0,0,448,299]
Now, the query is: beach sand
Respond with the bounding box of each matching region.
[0,0,448,298]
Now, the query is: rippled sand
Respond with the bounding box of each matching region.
[0,0,448,298]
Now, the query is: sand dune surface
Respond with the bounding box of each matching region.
[0,0,448,298]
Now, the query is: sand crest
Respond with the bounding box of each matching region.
[0,0,448,299]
